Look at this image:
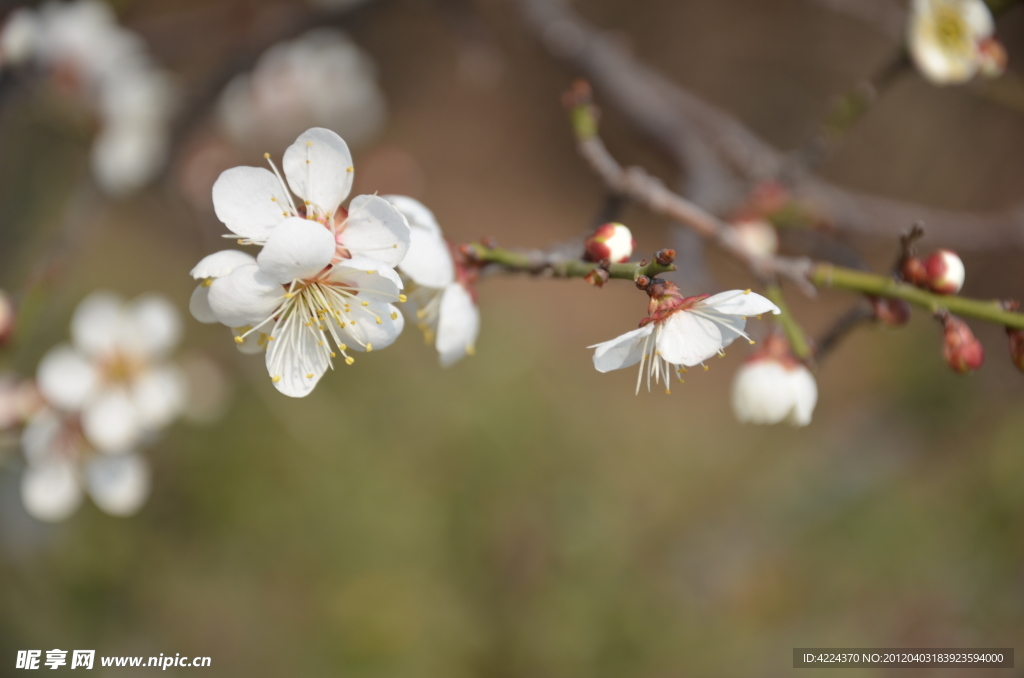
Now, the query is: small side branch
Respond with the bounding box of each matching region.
[463,244,675,281]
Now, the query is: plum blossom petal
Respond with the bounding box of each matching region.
[212,166,293,241]
[589,325,653,373]
[37,345,100,411]
[85,453,150,517]
[264,314,332,397]
[129,294,182,358]
[21,461,83,522]
[207,265,284,328]
[282,127,353,215]
[436,284,480,367]
[190,250,257,279]
[189,285,218,324]
[257,216,336,283]
[699,290,780,317]
[82,388,140,453]
[342,303,405,352]
[387,195,455,288]
[328,259,404,304]
[340,194,411,268]
[657,311,725,367]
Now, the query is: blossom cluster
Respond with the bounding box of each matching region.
[18,292,186,521]
[190,127,478,396]
[0,0,175,194]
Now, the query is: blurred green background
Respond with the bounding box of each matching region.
[1,0,1023,675]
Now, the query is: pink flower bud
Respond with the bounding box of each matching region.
[869,296,911,327]
[1008,328,1024,372]
[0,290,13,346]
[731,219,779,259]
[978,38,1007,79]
[583,223,634,263]
[941,315,984,374]
[902,249,964,295]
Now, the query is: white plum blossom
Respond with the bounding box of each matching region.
[0,0,175,194]
[20,408,151,522]
[908,0,1005,85]
[590,280,780,394]
[387,195,480,367]
[194,128,412,397]
[218,28,387,153]
[731,333,817,426]
[36,292,185,453]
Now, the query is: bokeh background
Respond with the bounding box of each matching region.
[1,0,1024,675]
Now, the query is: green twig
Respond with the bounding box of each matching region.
[810,263,1024,329]
[764,283,812,360]
[463,244,676,281]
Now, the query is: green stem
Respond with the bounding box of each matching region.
[764,284,812,360]
[810,263,1024,329]
[464,244,675,281]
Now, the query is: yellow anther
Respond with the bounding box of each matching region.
[416,309,426,319]
[350,320,356,325]
[345,356,355,365]
[270,197,277,202]
[743,289,751,294]
[361,301,369,307]
[375,317,382,324]
[390,311,398,320]
[665,388,671,395]
[756,314,762,320]
[272,375,281,383]
[304,200,311,206]
[267,336,275,341]
[282,212,289,216]
[392,244,398,248]
[306,373,314,379]
[398,294,407,303]
[678,367,688,373]
[202,278,214,287]
[748,340,756,345]
[318,341,323,346]
[330,352,336,358]
[237,239,244,245]
[284,292,294,298]
[339,344,347,351]
[366,343,373,352]
[466,345,476,356]
[346,166,354,172]
[365,270,375,275]
[703,365,709,371]
[306,141,313,147]
[234,336,244,344]
[263,152,271,159]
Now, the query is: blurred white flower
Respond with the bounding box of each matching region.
[0,376,43,431]
[729,219,779,260]
[387,195,480,367]
[36,291,185,453]
[218,28,386,153]
[590,280,780,394]
[0,0,175,194]
[731,334,817,427]
[194,128,412,397]
[909,0,1005,85]
[19,408,150,522]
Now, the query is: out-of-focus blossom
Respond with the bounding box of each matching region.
[908,0,1004,85]
[36,291,185,453]
[193,128,411,397]
[387,196,480,367]
[0,289,14,345]
[902,249,965,295]
[729,219,779,260]
[19,408,150,522]
[218,29,386,154]
[731,332,817,426]
[0,0,175,194]
[0,376,43,431]
[941,314,984,373]
[590,280,780,394]
[583,223,635,264]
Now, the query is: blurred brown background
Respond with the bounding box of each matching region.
[1,0,1023,675]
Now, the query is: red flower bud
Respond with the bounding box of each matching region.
[941,315,984,374]
[902,249,964,295]
[870,296,911,327]
[583,223,635,263]
[1008,328,1024,372]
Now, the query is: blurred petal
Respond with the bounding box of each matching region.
[82,388,140,453]
[340,195,411,268]
[207,265,284,328]
[128,294,181,358]
[70,291,124,356]
[436,284,479,367]
[86,453,150,517]
[132,365,185,430]
[386,195,454,288]
[282,127,353,215]
[589,325,652,373]
[256,217,335,283]
[21,461,83,523]
[37,345,99,411]
[189,285,218,324]
[212,166,292,241]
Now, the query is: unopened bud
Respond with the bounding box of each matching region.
[978,37,1007,79]
[635,275,651,291]
[1008,328,1024,372]
[731,219,779,259]
[0,290,13,346]
[583,223,635,264]
[869,296,911,327]
[902,249,964,295]
[653,248,676,266]
[584,267,610,288]
[941,315,984,374]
